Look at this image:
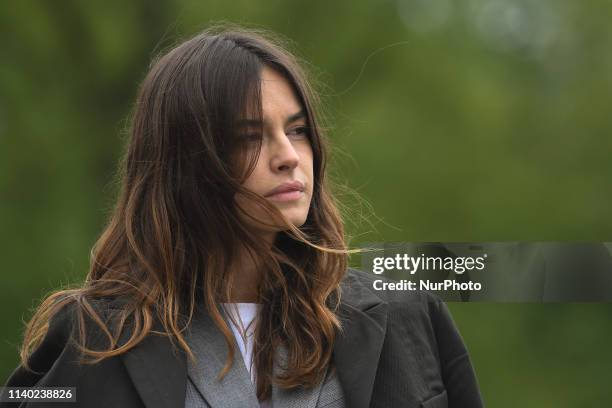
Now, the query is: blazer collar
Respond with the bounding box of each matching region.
[184,306,261,408]
[272,344,328,408]
[119,269,388,408]
[332,269,388,408]
[120,322,188,408]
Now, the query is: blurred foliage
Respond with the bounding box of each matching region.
[2,1,612,406]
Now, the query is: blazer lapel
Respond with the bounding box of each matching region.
[272,345,326,408]
[185,306,260,408]
[120,306,260,408]
[333,273,389,408]
[120,322,188,408]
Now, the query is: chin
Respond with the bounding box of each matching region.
[281,210,309,229]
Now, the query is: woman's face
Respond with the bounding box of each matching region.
[236,66,314,238]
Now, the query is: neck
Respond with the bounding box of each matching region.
[225,233,276,302]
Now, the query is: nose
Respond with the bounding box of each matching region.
[269,131,299,172]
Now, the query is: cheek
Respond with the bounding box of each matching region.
[242,167,266,193]
[301,147,314,182]
[240,150,268,191]
[298,143,314,169]
[298,153,315,202]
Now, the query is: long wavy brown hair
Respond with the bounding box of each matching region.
[20,24,351,400]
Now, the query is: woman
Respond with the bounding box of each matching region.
[3,25,483,408]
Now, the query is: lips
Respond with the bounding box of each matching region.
[264,181,305,197]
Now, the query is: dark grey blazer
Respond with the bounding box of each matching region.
[2,268,484,408]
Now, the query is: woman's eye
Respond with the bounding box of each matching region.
[287,126,309,138]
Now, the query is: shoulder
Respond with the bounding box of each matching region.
[3,297,129,387]
[342,267,469,360]
[342,267,443,311]
[47,297,129,340]
[342,268,483,406]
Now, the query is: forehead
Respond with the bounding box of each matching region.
[258,66,303,118]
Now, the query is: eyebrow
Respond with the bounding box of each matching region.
[236,109,307,128]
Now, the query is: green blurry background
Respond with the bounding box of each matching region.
[2,1,612,406]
